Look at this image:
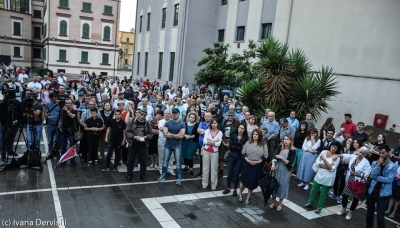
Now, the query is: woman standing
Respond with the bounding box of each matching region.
[320,117,335,140]
[297,128,321,190]
[69,81,78,97]
[352,138,363,155]
[238,129,268,204]
[118,102,130,164]
[335,146,371,220]
[292,121,308,175]
[148,110,162,169]
[246,116,258,139]
[99,102,114,160]
[270,135,296,211]
[305,141,342,213]
[223,124,249,196]
[330,136,354,201]
[202,118,223,190]
[182,113,199,176]
[41,83,51,105]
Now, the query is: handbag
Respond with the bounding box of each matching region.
[204,146,215,153]
[73,118,83,141]
[312,163,319,172]
[348,173,366,196]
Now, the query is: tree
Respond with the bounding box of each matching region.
[238,38,340,121]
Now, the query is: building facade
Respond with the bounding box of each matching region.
[0,0,44,71]
[118,29,135,70]
[42,0,121,76]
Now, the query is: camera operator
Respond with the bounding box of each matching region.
[23,93,43,149]
[59,99,78,165]
[0,89,22,161]
[44,93,60,160]
[7,75,23,101]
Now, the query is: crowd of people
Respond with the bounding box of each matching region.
[0,69,399,227]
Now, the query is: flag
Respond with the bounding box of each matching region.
[57,146,77,165]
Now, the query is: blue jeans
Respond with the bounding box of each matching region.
[61,132,75,161]
[27,124,43,149]
[106,142,121,168]
[46,125,59,155]
[226,153,243,189]
[161,143,182,180]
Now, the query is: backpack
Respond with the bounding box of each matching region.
[27,148,42,167]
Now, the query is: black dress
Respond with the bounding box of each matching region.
[148,118,159,155]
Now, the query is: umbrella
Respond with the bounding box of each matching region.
[258,171,281,206]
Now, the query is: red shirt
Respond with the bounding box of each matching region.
[340,121,357,138]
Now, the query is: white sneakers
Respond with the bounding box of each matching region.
[298,182,305,187]
[303,185,309,190]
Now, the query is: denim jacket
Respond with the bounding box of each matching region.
[368,160,397,197]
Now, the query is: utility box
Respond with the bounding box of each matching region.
[373,114,389,129]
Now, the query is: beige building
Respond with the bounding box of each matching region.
[118,29,135,70]
[42,0,121,76]
[0,0,44,71]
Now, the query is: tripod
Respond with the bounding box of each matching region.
[21,108,44,171]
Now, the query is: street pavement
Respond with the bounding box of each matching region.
[0,129,399,228]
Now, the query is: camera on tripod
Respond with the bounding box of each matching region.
[25,93,35,110]
[58,96,66,109]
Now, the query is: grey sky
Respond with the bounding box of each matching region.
[119,0,137,32]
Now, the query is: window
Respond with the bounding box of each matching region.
[139,16,142,32]
[81,51,88,62]
[43,48,46,60]
[236,26,245,41]
[124,59,128,65]
[218,29,225,42]
[42,24,47,37]
[137,52,140,74]
[33,48,41,58]
[103,26,111,40]
[125,47,129,55]
[10,0,29,13]
[33,10,42,18]
[13,47,21,57]
[33,27,41,39]
[126,37,129,42]
[82,23,90,38]
[0,0,4,9]
[144,52,148,76]
[104,5,112,15]
[102,53,109,64]
[82,2,91,12]
[173,4,179,26]
[60,20,67,36]
[169,52,175,81]
[59,50,66,61]
[158,52,163,79]
[261,23,272,40]
[59,0,69,8]
[161,8,166,29]
[221,0,227,5]
[13,22,21,36]
[147,13,151,31]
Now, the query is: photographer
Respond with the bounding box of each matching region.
[59,99,78,165]
[44,93,60,159]
[0,89,22,161]
[24,93,43,149]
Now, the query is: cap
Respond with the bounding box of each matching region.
[140,108,147,114]
[172,108,180,114]
[227,111,235,116]
[66,88,71,93]
[134,90,139,93]
[118,91,124,95]
[78,92,84,96]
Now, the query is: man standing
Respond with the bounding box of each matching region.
[57,73,67,86]
[112,92,128,109]
[44,93,60,160]
[18,69,28,83]
[278,118,296,142]
[262,111,279,161]
[24,93,43,149]
[162,81,169,96]
[305,113,315,130]
[333,127,345,143]
[137,98,154,122]
[351,121,369,143]
[125,108,153,182]
[220,111,239,177]
[158,109,175,175]
[40,75,51,86]
[318,129,335,153]
[195,112,211,178]
[157,108,186,185]
[237,106,249,123]
[152,95,167,113]
[123,85,133,100]
[7,75,23,101]
[84,108,104,167]
[340,113,357,138]
[59,99,78,165]
[27,75,42,102]
[366,145,397,228]
[286,110,299,129]
[102,109,126,172]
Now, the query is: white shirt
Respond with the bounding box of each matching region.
[182,87,190,97]
[18,73,28,83]
[138,105,154,122]
[167,92,176,100]
[342,154,371,182]
[112,98,128,109]
[314,150,340,186]
[333,133,345,143]
[158,118,167,141]
[302,138,321,153]
[27,82,43,99]
[57,76,67,85]
[41,80,51,86]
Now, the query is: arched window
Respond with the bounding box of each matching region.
[82,23,90,38]
[125,47,129,55]
[59,20,67,36]
[126,37,129,42]
[103,26,110,40]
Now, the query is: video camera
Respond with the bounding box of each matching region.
[25,93,35,110]
[58,96,66,108]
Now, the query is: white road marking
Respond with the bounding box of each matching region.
[43,129,65,228]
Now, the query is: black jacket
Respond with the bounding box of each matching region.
[273,144,296,171]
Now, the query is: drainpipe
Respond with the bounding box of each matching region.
[113,0,121,77]
[285,0,294,44]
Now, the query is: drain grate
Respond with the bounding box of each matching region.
[184,213,197,220]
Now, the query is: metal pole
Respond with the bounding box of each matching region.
[113,0,121,77]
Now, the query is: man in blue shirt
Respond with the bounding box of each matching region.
[157,108,186,185]
[262,111,279,162]
[279,118,296,142]
[44,93,60,160]
[194,111,212,178]
[286,111,299,129]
